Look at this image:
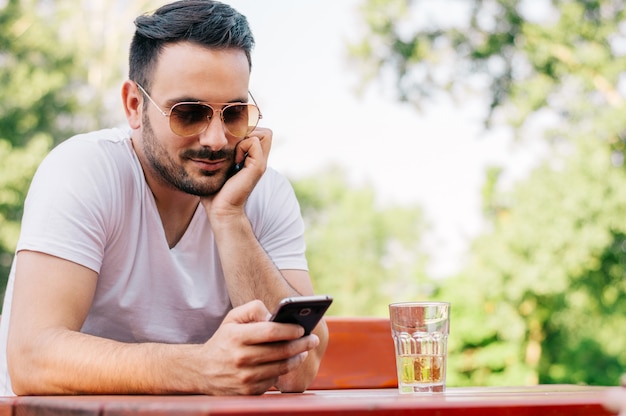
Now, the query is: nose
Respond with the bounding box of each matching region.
[197,110,228,150]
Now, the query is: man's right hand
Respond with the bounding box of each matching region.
[196,300,319,395]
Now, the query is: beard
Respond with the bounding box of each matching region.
[141,113,235,197]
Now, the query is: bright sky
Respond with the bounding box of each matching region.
[221,1,543,277]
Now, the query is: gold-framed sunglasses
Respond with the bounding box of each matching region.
[136,83,262,139]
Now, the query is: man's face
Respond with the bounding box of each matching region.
[138,42,251,196]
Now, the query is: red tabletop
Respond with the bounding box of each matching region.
[0,385,618,416]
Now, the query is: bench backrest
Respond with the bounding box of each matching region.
[309,316,398,389]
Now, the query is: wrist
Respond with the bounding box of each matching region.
[209,210,250,235]
[156,343,208,394]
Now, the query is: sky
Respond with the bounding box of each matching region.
[216,1,543,277]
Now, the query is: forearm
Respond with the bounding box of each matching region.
[211,214,301,308]
[211,215,327,392]
[9,328,203,395]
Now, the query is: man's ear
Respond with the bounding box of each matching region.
[122,80,142,129]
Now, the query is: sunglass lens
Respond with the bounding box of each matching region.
[170,103,212,136]
[224,104,259,138]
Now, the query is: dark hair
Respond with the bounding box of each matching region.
[129,0,254,89]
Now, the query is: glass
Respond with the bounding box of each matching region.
[389,301,450,394]
[136,83,262,138]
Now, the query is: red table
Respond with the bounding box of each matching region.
[0,385,618,416]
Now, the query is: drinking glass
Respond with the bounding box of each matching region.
[389,301,450,394]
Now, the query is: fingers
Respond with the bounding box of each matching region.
[202,301,319,395]
[221,341,313,395]
[222,309,317,353]
[247,350,309,384]
[250,127,272,158]
[247,127,272,147]
[236,127,272,170]
[244,334,319,366]
[215,300,320,365]
[223,299,271,325]
[242,352,311,395]
[214,350,309,396]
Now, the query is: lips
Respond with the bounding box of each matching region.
[190,158,225,172]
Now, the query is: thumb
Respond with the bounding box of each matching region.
[223,299,271,325]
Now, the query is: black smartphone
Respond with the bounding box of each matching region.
[226,153,247,179]
[270,295,333,336]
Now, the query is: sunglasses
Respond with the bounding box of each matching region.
[136,83,262,139]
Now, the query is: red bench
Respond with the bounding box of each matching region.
[309,316,398,390]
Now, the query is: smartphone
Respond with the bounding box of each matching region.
[270,295,333,336]
[226,153,247,179]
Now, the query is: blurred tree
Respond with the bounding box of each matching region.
[0,0,79,147]
[292,167,431,316]
[0,136,49,279]
[0,0,75,288]
[351,0,626,386]
[0,0,158,299]
[52,0,160,131]
[443,136,626,386]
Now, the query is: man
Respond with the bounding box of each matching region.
[0,0,328,396]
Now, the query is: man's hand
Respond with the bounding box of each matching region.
[197,300,320,395]
[201,127,273,219]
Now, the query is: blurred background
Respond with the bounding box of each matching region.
[2,0,626,388]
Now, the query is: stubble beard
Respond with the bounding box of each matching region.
[141,113,234,197]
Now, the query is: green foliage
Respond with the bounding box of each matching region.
[292,167,430,316]
[0,0,159,296]
[351,0,626,129]
[352,0,626,386]
[443,138,626,386]
[0,0,73,289]
[0,0,81,146]
[0,135,50,259]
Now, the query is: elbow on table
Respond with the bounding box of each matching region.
[8,354,42,396]
[7,337,60,396]
[8,359,38,396]
[275,365,315,393]
[10,377,38,396]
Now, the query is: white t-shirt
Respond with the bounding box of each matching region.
[0,128,308,395]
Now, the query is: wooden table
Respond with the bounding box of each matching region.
[0,385,617,416]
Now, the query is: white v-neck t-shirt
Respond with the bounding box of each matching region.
[0,128,308,395]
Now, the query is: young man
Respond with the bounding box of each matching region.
[0,0,328,396]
